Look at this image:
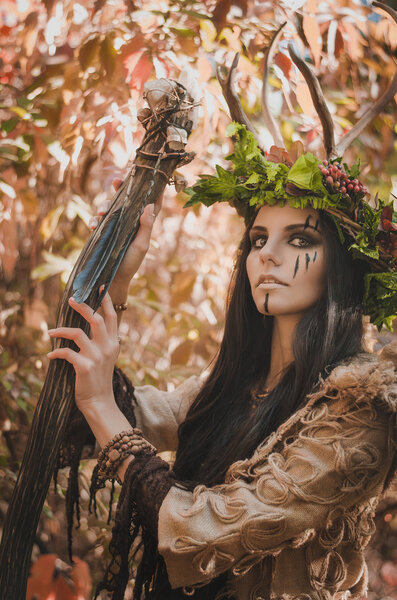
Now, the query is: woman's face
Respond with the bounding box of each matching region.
[246,204,326,317]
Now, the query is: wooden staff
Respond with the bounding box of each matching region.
[0,76,197,598]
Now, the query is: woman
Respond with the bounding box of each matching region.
[48,132,397,599]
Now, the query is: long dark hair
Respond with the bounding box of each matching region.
[173,211,368,488]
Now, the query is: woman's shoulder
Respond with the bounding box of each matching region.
[313,339,397,414]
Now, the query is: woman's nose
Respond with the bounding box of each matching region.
[259,240,281,265]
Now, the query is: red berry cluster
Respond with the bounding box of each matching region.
[318,160,368,199]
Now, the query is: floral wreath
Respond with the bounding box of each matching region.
[184,3,397,331]
[185,123,397,330]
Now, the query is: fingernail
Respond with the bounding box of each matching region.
[47,351,53,357]
[48,329,54,334]
[97,203,109,216]
[69,296,76,303]
[99,284,105,293]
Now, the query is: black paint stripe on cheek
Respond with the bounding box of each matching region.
[304,215,311,229]
[314,219,319,231]
[293,255,300,278]
[313,251,317,263]
[264,293,269,313]
[305,253,310,270]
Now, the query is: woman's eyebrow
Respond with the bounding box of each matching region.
[285,223,322,233]
[250,223,322,234]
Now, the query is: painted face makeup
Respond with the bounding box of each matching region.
[246,204,326,318]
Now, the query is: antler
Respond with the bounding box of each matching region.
[217,25,288,151]
[261,22,287,148]
[335,1,397,156]
[216,52,260,142]
[288,2,397,159]
[288,42,336,159]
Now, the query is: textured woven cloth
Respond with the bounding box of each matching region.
[157,342,397,599]
[58,342,397,599]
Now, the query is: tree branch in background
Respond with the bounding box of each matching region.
[335,2,397,157]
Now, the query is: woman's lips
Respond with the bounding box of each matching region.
[256,275,289,287]
[257,282,287,289]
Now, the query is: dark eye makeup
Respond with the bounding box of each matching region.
[249,233,317,250]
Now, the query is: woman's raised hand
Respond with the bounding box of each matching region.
[47,289,119,412]
[89,178,163,286]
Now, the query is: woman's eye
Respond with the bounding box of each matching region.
[289,235,312,248]
[251,236,267,249]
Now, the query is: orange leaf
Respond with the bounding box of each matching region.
[295,80,315,116]
[119,34,147,58]
[306,128,317,144]
[0,212,18,279]
[340,22,363,61]
[197,56,213,82]
[124,51,153,93]
[52,575,76,600]
[303,15,322,66]
[171,339,194,366]
[334,26,344,58]
[274,52,291,79]
[26,555,92,600]
[71,557,92,599]
[288,140,304,163]
[170,270,197,307]
[30,554,57,583]
[212,0,231,31]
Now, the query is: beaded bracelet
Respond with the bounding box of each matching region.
[96,429,156,484]
[113,303,127,312]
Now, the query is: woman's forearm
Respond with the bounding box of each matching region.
[82,399,135,482]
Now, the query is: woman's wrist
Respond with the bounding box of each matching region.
[103,278,129,325]
[109,274,130,302]
[80,396,133,450]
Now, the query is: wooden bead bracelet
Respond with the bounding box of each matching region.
[96,429,156,483]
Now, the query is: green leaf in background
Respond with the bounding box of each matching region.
[1,118,19,134]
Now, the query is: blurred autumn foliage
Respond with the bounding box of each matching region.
[0,0,397,597]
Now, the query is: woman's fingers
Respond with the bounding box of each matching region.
[68,297,108,339]
[97,201,110,216]
[132,205,157,254]
[47,347,91,370]
[98,287,118,338]
[89,215,100,231]
[48,326,91,352]
[112,178,123,191]
[89,200,111,230]
[152,193,163,217]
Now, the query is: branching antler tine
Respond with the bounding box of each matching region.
[335,1,397,157]
[261,22,287,148]
[288,42,336,159]
[216,52,260,141]
[372,1,397,25]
